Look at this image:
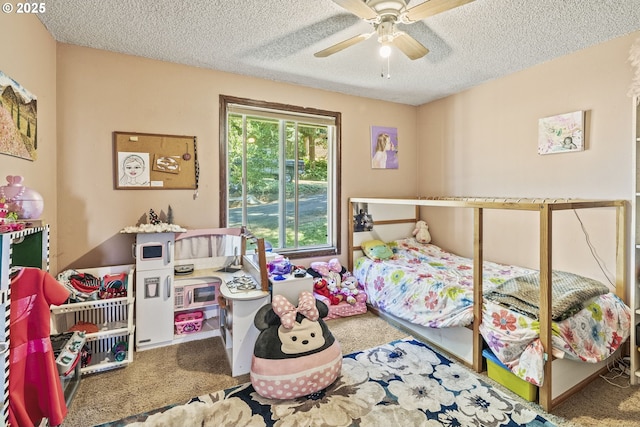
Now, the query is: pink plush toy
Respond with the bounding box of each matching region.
[310,258,342,277]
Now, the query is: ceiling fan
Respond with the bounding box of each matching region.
[315,0,474,60]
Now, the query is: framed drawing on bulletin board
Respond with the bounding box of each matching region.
[113,131,199,189]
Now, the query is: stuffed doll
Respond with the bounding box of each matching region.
[412,220,432,244]
[309,258,361,305]
[339,275,359,305]
[251,292,342,399]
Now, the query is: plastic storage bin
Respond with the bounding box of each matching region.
[483,349,537,402]
[175,311,204,335]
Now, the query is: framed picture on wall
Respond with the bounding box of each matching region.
[0,70,38,161]
[371,125,399,169]
[538,110,585,155]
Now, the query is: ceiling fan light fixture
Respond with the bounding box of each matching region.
[315,0,475,60]
[379,44,392,58]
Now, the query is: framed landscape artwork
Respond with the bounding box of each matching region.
[0,70,38,161]
[538,110,584,155]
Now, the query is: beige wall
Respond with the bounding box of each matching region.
[2,15,638,283]
[416,31,639,286]
[0,14,58,271]
[55,44,418,271]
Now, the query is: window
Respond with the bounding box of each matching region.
[219,95,341,258]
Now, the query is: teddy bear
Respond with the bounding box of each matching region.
[339,275,359,305]
[250,291,342,399]
[413,220,432,244]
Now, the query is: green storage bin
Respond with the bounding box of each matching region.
[483,349,537,402]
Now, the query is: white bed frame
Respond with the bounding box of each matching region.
[348,196,628,412]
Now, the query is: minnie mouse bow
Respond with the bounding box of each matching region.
[272,292,319,329]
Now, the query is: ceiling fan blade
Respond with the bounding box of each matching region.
[391,31,429,60]
[404,0,474,23]
[331,0,378,20]
[314,32,374,57]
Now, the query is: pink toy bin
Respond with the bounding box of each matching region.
[174,311,204,335]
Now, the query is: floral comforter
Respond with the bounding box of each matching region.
[354,238,631,385]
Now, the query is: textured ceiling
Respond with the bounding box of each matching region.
[38,0,640,106]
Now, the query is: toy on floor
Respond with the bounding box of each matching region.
[413,220,431,244]
[313,278,342,305]
[308,258,360,305]
[250,291,342,399]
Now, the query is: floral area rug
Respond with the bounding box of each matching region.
[101,338,555,427]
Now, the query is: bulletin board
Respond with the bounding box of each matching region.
[113,131,199,190]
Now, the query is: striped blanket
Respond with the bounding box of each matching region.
[483,271,609,321]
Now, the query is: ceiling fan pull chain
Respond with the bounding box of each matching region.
[381,55,391,79]
[387,55,391,79]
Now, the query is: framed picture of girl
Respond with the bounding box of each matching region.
[370,126,398,169]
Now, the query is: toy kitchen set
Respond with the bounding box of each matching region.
[130,226,311,376]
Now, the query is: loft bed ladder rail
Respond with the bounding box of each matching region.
[472,208,484,374]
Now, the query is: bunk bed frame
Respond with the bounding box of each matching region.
[348,196,628,412]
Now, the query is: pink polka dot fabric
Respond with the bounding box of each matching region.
[315,292,368,320]
[251,341,342,399]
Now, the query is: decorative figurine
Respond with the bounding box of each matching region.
[148,209,160,225]
[167,205,174,224]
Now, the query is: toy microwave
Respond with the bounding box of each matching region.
[174,277,222,310]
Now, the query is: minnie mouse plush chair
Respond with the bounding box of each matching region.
[250,291,342,399]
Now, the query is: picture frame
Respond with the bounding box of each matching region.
[538,110,585,155]
[0,70,37,161]
[370,125,398,169]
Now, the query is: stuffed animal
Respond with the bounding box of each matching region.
[309,259,361,305]
[413,220,432,244]
[313,278,342,305]
[251,292,342,399]
[339,275,359,305]
[310,258,343,277]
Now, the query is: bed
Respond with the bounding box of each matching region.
[348,197,630,412]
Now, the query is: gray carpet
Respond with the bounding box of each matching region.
[61,311,640,427]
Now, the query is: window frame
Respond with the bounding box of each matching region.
[219,95,341,258]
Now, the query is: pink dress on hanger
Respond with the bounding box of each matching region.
[9,267,71,427]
